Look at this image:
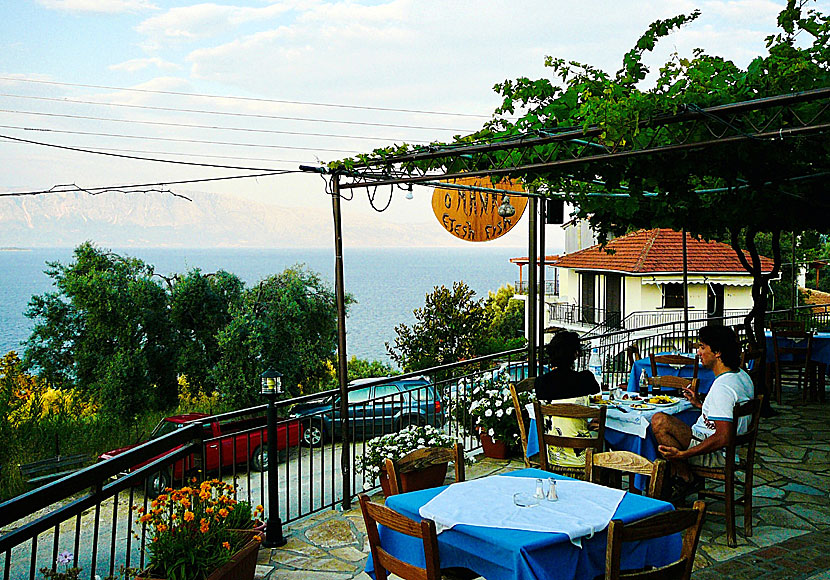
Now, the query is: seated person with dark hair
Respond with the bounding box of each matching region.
[534,331,601,468]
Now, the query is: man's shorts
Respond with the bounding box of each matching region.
[687,436,726,468]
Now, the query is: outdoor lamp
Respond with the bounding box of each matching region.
[260,368,283,396]
[498,194,516,217]
[260,368,287,547]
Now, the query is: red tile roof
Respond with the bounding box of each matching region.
[553,229,774,274]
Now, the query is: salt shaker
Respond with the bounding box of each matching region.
[534,478,545,499]
[546,478,558,501]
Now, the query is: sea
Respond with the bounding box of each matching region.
[0,246,525,366]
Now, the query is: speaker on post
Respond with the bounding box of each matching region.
[546,199,564,224]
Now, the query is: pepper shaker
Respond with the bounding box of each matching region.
[534,478,545,499]
[546,478,558,501]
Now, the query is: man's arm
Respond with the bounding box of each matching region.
[658,420,731,460]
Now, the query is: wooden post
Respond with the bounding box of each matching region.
[331,175,351,510]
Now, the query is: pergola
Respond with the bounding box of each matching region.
[302,87,830,505]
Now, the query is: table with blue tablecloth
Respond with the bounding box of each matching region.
[765,330,830,401]
[527,402,700,490]
[365,468,680,580]
[627,354,715,395]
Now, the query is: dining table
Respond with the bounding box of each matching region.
[765,330,830,401]
[526,399,700,491]
[627,353,715,395]
[364,468,681,580]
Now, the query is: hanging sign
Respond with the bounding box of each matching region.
[431,176,527,242]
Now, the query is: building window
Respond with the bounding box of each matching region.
[662,283,684,308]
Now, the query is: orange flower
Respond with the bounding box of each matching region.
[218,508,229,518]
[181,498,191,509]
[183,511,194,522]
[200,519,210,533]
[156,524,167,533]
[170,514,178,521]
[139,514,152,523]
[222,541,231,550]
[206,507,214,514]
[253,535,262,542]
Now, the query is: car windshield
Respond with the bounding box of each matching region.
[150,420,182,439]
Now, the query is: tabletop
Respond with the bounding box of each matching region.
[765,330,830,365]
[365,468,680,580]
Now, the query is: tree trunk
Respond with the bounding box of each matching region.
[732,227,781,417]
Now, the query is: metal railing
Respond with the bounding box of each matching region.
[0,349,526,580]
[515,280,558,296]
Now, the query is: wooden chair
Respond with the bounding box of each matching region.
[771,329,815,404]
[647,376,698,398]
[585,449,668,499]
[690,396,763,548]
[604,500,706,580]
[384,443,466,496]
[533,401,606,479]
[771,319,805,332]
[625,344,641,371]
[509,378,539,468]
[649,353,699,380]
[359,493,441,580]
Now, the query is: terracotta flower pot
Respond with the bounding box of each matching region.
[136,532,261,580]
[479,432,510,459]
[378,462,449,497]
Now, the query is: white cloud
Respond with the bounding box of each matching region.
[135,2,301,47]
[36,0,158,13]
[109,57,181,72]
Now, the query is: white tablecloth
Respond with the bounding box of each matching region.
[418,474,625,546]
[528,401,693,439]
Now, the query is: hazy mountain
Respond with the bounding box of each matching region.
[0,190,466,248]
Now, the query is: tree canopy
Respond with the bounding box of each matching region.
[332,0,829,364]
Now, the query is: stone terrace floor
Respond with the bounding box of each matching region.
[254,389,830,579]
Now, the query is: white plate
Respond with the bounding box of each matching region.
[628,403,655,411]
[647,397,681,407]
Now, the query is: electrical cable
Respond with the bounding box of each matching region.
[0,107,433,143]
[0,77,495,118]
[0,123,358,154]
[0,132,291,171]
[0,93,476,132]
[0,171,293,197]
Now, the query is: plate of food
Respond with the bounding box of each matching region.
[589,396,612,405]
[628,403,655,411]
[647,395,680,407]
[616,394,643,404]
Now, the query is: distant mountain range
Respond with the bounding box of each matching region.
[0,190,481,248]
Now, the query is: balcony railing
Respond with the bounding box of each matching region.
[514,280,558,296]
[5,303,830,579]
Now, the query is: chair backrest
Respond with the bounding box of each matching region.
[605,500,706,580]
[384,443,465,496]
[771,329,813,365]
[510,378,536,467]
[727,396,764,463]
[625,344,641,370]
[771,319,805,332]
[649,353,699,380]
[533,401,606,474]
[585,449,668,499]
[647,376,699,397]
[358,494,440,580]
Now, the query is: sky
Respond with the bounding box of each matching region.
[0,0,813,248]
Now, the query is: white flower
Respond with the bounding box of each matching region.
[496,409,503,417]
[485,409,492,417]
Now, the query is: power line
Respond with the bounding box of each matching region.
[0,76,494,119]
[0,171,293,197]
[51,145,309,166]
[0,93,472,132]
[0,132,293,171]
[0,123,359,154]
[0,107,433,143]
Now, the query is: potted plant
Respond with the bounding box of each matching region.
[469,374,528,459]
[356,425,461,497]
[132,479,263,580]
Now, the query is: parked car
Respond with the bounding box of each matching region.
[449,361,550,400]
[98,412,302,495]
[288,376,443,447]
